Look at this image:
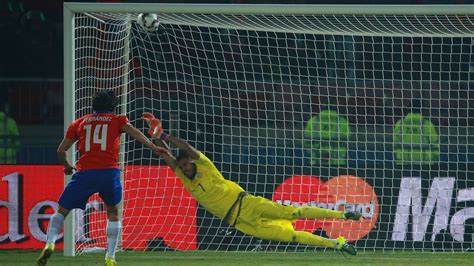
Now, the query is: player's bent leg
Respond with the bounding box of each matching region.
[37,205,70,265]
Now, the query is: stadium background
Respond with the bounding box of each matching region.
[1,0,474,258]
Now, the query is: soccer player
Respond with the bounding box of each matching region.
[143,113,361,256]
[37,91,166,266]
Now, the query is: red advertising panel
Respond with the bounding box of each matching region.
[0,165,197,250]
[0,165,63,249]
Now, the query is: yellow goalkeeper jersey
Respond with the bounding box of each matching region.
[175,152,245,220]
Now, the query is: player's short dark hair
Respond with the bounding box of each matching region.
[176,150,190,162]
[92,90,119,112]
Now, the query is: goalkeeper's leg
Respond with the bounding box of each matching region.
[291,230,357,256]
[235,219,356,255]
[292,206,362,221]
[247,195,361,221]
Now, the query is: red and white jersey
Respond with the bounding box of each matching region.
[65,113,129,171]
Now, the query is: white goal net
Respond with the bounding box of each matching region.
[64,4,474,255]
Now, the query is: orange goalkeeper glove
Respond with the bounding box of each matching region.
[142,112,163,138]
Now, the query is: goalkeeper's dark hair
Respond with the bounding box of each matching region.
[176,150,190,162]
[92,89,119,112]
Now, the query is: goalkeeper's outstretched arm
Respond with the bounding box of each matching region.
[142,112,199,164]
[154,138,178,170]
[163,135,200,160]
[154,134,200,169]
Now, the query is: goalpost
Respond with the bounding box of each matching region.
[63,3,474,256]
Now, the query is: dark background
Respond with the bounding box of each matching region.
[0,0,472,164]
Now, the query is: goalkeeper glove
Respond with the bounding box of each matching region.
[142,112,168,140]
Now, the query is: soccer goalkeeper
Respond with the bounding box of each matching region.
[144,113,361,255]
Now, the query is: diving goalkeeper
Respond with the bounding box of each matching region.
[144,113,361,255]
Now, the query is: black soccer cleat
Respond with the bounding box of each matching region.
[344,211,362,221]
[336,236,357,256]
[37,243,54,266]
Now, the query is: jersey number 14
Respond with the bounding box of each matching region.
[84,124,108,151]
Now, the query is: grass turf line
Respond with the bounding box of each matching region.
[1,250,474,265]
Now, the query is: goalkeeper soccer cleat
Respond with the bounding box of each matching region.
[344,211,362,221]
[105,257,117,266]
[37,243,55,266]
[336,236,357,256]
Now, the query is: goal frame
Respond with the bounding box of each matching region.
[63,2,474,257]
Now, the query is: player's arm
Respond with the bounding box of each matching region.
[154,138,178,170]
[57,138,76,175]
[155,138,170,150]
[122,123,163,153]
[123,123,173,167]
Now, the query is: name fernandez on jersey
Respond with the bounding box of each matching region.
[66,113,129,171]
[83,116,113,122]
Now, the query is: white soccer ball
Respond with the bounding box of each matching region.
[137,13,159,32]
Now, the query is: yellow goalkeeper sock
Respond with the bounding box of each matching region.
[294,231,337,248]
[293,206,344,219]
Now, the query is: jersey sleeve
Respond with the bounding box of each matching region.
[117,116,129,130]
[65,120,79,140]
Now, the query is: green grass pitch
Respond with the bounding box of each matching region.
[1,250,474,265]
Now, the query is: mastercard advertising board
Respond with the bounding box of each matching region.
[272,175,379,241]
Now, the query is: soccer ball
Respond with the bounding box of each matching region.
[137,13,159,32]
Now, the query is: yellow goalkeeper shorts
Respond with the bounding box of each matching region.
[230,194,298,242]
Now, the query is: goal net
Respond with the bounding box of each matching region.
[64,4,474,255]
